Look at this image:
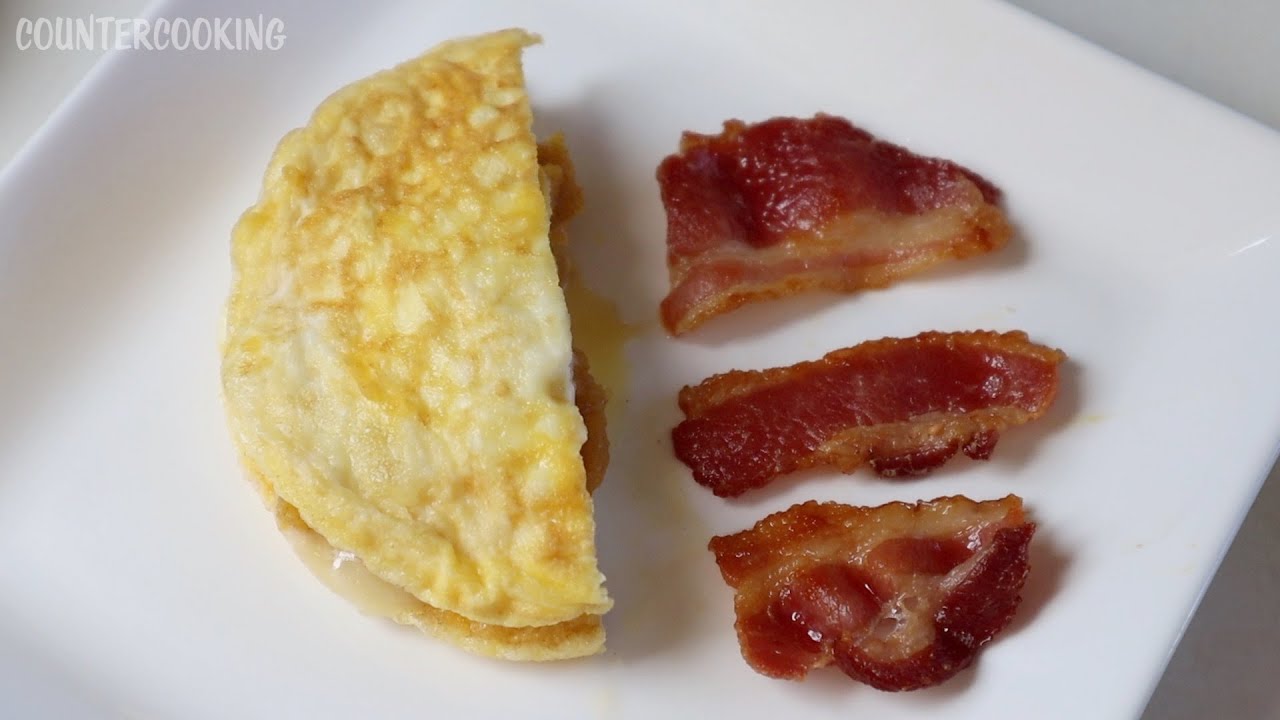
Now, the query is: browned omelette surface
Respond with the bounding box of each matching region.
[221,29,612,658]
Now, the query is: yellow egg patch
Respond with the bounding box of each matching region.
[221,29,611,635]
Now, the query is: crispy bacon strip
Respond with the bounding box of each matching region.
[673,331,1064,497]
[657,115,1011,335]
[710,496,1034,690]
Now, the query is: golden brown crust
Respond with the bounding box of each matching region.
[574,352,609,494]
[539,134,585,236]
[540,136,609,494]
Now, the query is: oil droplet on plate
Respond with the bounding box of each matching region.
[562,267,643,426]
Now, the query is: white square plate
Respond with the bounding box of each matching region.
[2,1,1279,717]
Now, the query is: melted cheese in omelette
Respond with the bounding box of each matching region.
[221,29,610,631]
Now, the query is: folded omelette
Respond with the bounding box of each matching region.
[221,29,612,660]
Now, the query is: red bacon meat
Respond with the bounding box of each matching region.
[709,495,1034,690]
[657,115,1011,335]
[673,331,1065,497]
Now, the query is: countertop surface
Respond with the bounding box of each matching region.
[2,2,1277,718]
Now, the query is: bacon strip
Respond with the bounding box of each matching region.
[673,331,1065,497]
[657,115,1011,335]
[709,496,1034,690]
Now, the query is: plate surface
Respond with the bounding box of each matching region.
[2,0,1279,717]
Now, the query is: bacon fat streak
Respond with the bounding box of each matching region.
[657,115,1011,334]
[673,330,1065,497]
[709,496,1034,690]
